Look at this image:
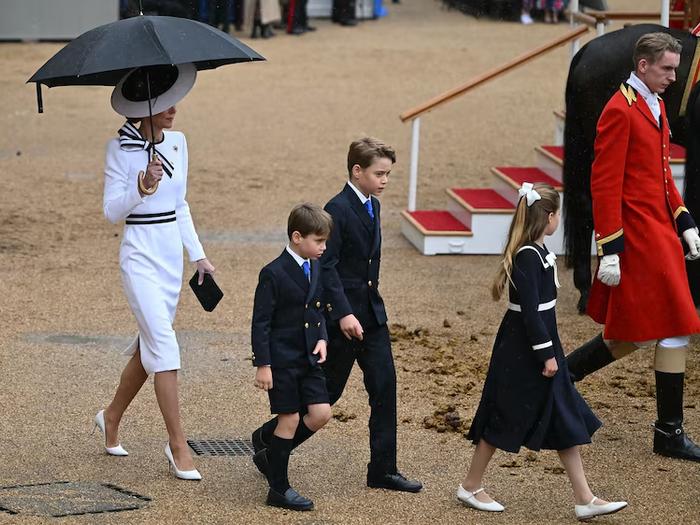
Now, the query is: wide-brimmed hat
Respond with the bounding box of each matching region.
[111,63,196,118]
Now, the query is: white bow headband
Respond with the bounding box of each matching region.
[518,182,541,207]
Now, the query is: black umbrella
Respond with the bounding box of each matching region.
[28,11,265,113]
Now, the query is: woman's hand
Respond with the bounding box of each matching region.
[542,357,558,378]
[195,258,215,285]
[143,157,163,190]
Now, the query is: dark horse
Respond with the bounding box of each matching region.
[564,23,700,312]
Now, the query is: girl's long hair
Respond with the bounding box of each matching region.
[492,184,560,300]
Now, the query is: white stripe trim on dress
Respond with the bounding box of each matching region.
[532,341,553,350]
[508,299,556,312]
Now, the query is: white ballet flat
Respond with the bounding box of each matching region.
[93,410,128,456]
[165,443,201,481]
[456,485,505,512]
[575,497,627,520]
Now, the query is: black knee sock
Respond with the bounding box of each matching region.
[260,418,277,446]
[267,435,293,493]
[292,418,315,449]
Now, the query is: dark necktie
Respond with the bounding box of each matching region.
[302,261,310,281]
[364,199,374,221]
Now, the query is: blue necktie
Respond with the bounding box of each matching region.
[302,261,310,281]
[364,199,374,221]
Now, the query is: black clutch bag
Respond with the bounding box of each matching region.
[189,272,223,312]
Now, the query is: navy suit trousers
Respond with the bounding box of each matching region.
[323,323,397,475]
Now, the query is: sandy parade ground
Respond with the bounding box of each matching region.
[0,0,698,523]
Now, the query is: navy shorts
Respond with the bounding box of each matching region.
[268,364,329,414]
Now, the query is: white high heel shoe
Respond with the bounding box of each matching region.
[92,410,129,456]
[575,497,627,520]
[164,443,202,481]
[457,485,505,512]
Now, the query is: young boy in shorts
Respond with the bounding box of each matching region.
[251,203,333,511]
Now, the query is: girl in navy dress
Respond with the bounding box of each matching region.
[458,183,627,521]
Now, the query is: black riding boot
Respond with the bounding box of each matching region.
[653,371,700,462]
[566,334,615,382]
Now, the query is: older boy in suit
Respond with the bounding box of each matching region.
[251,203,333,511]
[253,138,422,493]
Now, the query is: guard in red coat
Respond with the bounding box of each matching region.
[566,33,700,462]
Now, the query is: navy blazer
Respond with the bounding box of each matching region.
[251,250,328,368]
[321,183,387,329]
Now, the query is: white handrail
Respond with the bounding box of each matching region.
[408,118,420,211]
[661,0,670,27]
[570,0,580,58]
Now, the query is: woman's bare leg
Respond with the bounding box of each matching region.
[461,439,498,503]
[103,349,148,447]
[154,370,195,471]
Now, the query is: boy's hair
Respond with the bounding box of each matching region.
[347,137,396,178]
[287,202,333,240]
[492,184,560,301]
[633,32,681,69]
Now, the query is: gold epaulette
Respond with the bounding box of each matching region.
[619,83,637,107]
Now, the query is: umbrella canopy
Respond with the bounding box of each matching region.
[28,15,265,111]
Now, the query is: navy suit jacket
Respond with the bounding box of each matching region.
[251,250,327,368]
[322,183,387,329]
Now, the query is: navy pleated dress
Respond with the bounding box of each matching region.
[467,243,601,453]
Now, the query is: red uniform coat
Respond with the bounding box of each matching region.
[587,83,700,341]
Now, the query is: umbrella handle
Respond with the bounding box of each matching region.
[138,170,158,195]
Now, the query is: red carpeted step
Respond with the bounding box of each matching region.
[402,210,472,235]
[539,142,685,163]
[537,145,564,165]
[492,167,563,191]
[447,188,515,212]
[670,143,685,163]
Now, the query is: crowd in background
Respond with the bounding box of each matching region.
[442,0,609,24]
[520,0,569,24]
[120,0,398,38]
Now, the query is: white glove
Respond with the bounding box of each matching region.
[682,227,700,260]
[597,254,620,286]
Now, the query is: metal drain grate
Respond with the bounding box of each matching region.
[188,439,255,457]
[0,481,150,517]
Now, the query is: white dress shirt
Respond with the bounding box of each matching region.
[627,72,661,125]
[348,180,370,204]
[286,245,310,277]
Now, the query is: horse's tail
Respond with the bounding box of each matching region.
[563,48,594,269]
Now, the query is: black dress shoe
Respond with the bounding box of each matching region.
[252,449,269,476]
[252,427,267,453]
[339,18,358,26]
[289,26,305,35]
[266,487,314,511]
[304,25,317,31]
[367,472,423,493]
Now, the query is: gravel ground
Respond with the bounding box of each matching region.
[0,0,698,523]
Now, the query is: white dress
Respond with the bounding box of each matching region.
[103,129,205,374]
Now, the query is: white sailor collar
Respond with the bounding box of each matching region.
[517,244,560,288]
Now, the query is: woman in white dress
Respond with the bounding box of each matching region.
[94,63,215,480]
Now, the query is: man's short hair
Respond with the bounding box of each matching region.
[287,203,333,239]
[347,137,396,178]
[633,32,682,68]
